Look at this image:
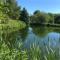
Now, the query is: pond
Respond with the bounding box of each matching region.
[1,26,60,59]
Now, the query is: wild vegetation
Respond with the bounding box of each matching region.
[0,0,29,31]
[0,38,59,60]
[30,10,60,25]
[0,0,60,28]
[0,0,60,60]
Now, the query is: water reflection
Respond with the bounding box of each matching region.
[23,26,60,49]
[32,26,53,37]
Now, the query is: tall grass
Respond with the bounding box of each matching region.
[0,32,59,60]
[29,43,41,60]
[0,41,28,60]
[0,41,59,60]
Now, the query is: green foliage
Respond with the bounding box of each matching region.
[0,41,59,60]
[54,14,60,24]
[48,13,54,24]
[33,10,40,15]
[30,10,60,25]
[0,11,9,24]
[20,8,29,24]
[0,0,26,31]
[0,41,28,60]
[30,10,56,24]
[4,0,21,19]
[29,44,41,60]
[30,12,50,24]
[1,20,26,32]
[0,0,21,20]
[44,46,58,60]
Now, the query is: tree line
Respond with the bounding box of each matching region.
[0,0,29,24]
[0,0,60,25]
[30,10,60,24]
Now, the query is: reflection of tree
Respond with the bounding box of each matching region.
[1,28,28,50]
[53,28,60,33]
[32,26,53,37]
[19,27,28,41]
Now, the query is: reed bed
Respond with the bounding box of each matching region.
[0,41,59,60]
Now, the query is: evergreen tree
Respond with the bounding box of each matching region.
[20,8,29,23]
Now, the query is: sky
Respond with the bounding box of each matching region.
[17,0,60,14]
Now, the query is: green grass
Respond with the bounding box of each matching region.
[0,42,28,60]
[0,20,26,33]
[0,42,59,60]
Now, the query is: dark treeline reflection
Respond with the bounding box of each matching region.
[2,27,28,50]
[30,26,60,48]
[32,26,52,37]
[31,26,60,37]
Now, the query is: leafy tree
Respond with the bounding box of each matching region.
[20,8,29,24]
[30,12,50,24]
[0,0,9,24]
[33,10,40,15]
[48,13,54,24]
[2,0,21,20]
[54,14,60,24]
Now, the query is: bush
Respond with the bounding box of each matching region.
[0,11,9,24]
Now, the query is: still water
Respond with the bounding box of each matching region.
[1,26,60,53]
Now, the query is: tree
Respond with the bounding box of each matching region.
[0,0,21,24]
[33,10,40,15]
[20,8,29,24]
[0,0,9,24]
[3,0,21,19]
[48,13,54,24]
[30,11,50,24]
[54,14,60,24]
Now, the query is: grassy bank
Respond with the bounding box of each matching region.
[0,20,26,33]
